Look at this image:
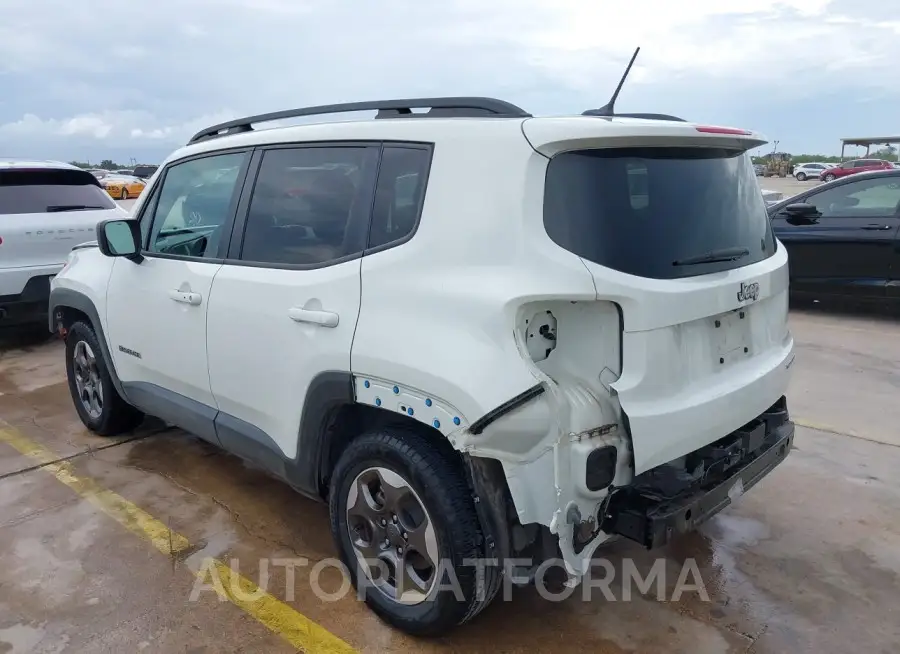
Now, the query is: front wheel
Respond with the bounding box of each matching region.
[65,321,143,436]
[329,428,490,636]
[120,188,129,200]
[824,173,836,182]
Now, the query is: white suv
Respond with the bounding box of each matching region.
[49,97,796,635]
[0,160,127,327]
[793,161,833,181]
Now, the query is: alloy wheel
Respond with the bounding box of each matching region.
[72,340,103,419]
[346,466,440,605]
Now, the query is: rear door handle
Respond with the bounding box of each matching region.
[288,307,339,328]
[169,289,202,306]
[861,224,892,231]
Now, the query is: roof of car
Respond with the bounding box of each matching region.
[160,97,765,166]
[0,159,81,171]
[165,114,766,167]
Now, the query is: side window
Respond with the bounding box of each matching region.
[368,146,431,249]
[239,146,375,266]
[146,152,247,259]
[807,178,900,218]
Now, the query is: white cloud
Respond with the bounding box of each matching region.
[0,110,237,144]
[0,0,897,158]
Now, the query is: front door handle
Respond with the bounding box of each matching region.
[169,289,202,306]
[861,224,892,231]
[288,307,339,328]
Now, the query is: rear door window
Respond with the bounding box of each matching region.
[0,168,117,214]
[238,146,379,266]
[367,146,431,249]
[544,147,776,280]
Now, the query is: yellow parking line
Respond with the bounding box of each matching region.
[0,425,357,654]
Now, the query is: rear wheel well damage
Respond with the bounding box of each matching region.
[316,401,552,570]
[319,403,469,498]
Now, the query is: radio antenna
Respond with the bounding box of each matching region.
[583,47,641,117]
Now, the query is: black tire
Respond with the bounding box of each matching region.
[120,188,129,200]
[329,427,487,636]
[65,321,143,436]
[824,173,836,182]
[796,172,807,181]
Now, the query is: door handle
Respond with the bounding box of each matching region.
[288,307,339,328]
[169,289,202,306]
[861,224,892,231]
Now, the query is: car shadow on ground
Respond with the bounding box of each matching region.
[790,296,900,321]
[0,324,56,352]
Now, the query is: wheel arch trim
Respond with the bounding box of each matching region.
[48,287,129,401]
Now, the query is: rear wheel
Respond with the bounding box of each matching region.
[795,172,807,181]
[65,321,143,436]
[120,187,129,200]
[329,427,489,636]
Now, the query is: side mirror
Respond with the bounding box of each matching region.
[781,203,819,225]
[784,202,817,216]
[96,219,143,263]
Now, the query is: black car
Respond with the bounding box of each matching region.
[768,169,900,304]
[131,164,159,179]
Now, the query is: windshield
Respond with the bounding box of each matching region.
[543,146,776,280]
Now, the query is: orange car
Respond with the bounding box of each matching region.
[100,175,146,200]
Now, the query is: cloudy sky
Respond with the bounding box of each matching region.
[1,0,897,165]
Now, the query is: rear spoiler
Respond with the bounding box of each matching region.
[522,117,768,158]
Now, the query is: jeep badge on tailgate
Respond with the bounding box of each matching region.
[737,281,760,303]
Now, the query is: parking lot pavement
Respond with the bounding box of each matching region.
[757,176,821,200]
[1,310,899,653]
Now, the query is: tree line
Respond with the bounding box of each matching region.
[67,159,139,170]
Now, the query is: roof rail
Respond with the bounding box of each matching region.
[187,97,532,144]
[582,110,687,122]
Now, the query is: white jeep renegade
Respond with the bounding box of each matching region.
[50,96,795,635]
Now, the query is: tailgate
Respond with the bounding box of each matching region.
[538,127,795,475]
[0,167,123,270]
[586,251,795,474]
[0,209,118,270]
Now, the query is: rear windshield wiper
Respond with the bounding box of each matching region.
[672,247,750,267]
[46,205,108,212]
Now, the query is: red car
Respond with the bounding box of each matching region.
[820,158,894,181]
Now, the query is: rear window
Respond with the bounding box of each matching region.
[543,147,776,280]
[0,169,117,215]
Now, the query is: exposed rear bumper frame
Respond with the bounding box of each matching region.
[604,398,794,549]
